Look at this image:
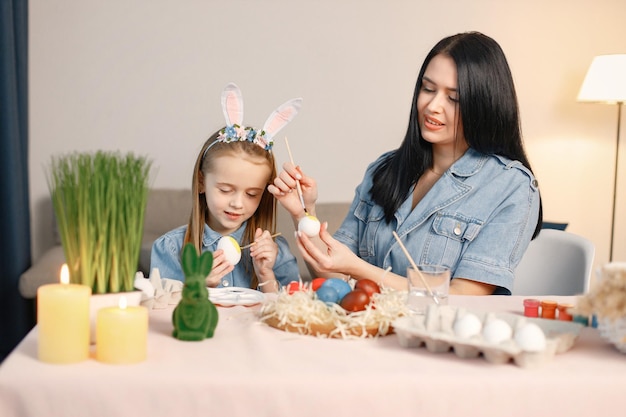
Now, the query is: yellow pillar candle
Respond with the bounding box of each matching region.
[37,264,91,364]
[96,296,148,364]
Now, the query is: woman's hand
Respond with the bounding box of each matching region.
[268,162,318,217]
[204,249,235,287]
[294,222,357,277]
[250,228,279,282]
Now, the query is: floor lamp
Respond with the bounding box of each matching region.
[577,54,626,262]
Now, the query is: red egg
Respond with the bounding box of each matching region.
[311,277,327,291]
[340,289,371,312]
[355,279,381,297]
[287,281,303,294]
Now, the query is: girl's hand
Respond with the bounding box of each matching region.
[268,162,318,217]
[295,222,357,277]
[250,228,279,281]
[204,249,235,287]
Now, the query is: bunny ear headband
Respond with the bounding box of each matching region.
[213,82,302,151]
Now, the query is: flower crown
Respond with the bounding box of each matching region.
[217,125,272,151]
[212,83,302,152]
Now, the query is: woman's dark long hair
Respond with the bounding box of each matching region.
[371,31,542,237]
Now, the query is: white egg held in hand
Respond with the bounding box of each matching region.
[453,313,482,339]
[217,236,242,265]
[298,214,321,237]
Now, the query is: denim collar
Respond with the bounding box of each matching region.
[202,222,247,247]
[396,149,487,231]
[448,148,490,178]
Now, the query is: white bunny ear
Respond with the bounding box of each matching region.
[221,83,244,126]
[261,98,302,140]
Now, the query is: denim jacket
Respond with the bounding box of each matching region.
[334,148,540,295]
[150,222,300,288]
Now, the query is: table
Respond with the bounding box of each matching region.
[1,295,625,417]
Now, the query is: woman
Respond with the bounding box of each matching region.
[269,32,542,295]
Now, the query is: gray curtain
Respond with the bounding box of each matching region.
[0,0,33,362]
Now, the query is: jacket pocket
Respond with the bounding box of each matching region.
[354,201,385,261]
[426,213,482,265]
[432,213,482,242]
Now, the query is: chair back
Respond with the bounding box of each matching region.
[513,229,595,296]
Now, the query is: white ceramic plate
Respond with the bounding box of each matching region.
[208,287,264,307]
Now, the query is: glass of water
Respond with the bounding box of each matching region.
[406,265,450,314]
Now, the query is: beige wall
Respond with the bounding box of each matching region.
[29,0,626,276]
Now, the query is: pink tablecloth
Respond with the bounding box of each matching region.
[1,295,625,417]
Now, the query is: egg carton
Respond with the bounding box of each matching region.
[392,304,583,368]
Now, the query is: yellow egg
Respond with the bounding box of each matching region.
[217,236,242,265]
[298,214,321,237]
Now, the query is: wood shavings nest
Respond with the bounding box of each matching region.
[259,287,409,339]
[576,263,626,320]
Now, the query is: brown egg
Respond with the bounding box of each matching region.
[340,289,371,312]
[355,279,381,297]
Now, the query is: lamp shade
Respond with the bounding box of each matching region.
[577,54,626,103]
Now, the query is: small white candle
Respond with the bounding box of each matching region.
[96,296,148,364]
[37,264,91,364]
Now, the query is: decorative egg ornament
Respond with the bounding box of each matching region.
[217,236,242,265]
[354,279,381,297]
[320,278,352,301]
[298,214,321,237]
[316,285,340,304]
[311,277,327,291]
[340,289,370,312]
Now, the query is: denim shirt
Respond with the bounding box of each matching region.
[150,222,300,288]
[334,148,540,295]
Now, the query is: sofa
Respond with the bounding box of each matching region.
[19,188,350,298]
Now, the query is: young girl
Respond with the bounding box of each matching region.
[151,83,302,292]
[270,32,542,296]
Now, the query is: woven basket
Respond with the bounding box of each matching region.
[598,317,626,354]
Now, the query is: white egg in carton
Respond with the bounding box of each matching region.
[392,304,583,368]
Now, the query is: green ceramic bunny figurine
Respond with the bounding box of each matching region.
[172,243,219,341]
